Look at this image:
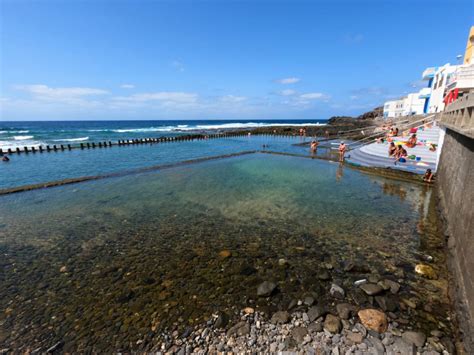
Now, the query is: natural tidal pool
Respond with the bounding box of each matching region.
[0,153,452,352]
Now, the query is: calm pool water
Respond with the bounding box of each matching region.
[0,153,451,352]
[0,136,338,190]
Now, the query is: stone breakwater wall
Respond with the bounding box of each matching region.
[436,92,474,353]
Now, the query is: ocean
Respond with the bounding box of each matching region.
[0,120,326,150]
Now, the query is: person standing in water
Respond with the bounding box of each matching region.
[338,141,346,162]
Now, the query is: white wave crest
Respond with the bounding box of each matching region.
[0,140,45,150]
[13,135,34,140]
[53,136,89,142]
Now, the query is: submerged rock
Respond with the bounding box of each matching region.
[415,264,438,279]
[330,284,345,299]
[257,281,277,297]
[218,250,232,259]
[357,309,388,333]
[359,283,383,296]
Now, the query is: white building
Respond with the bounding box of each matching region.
[383,90,425,118]
[421,64,458,113]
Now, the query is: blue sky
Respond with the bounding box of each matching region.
[0,0,472,121]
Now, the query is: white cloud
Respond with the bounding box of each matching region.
[299,92,327,100]
[279,89,297,96]
[276,77,300,84]
[219,95,247,103]
[172,60,185,72]
[114,92,198,103]
[14,84,109,100]
[120,84,135,89]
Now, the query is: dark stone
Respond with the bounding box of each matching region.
[257,281,277,297]
[336,303,356,320]
[360,283,384,296]
[308,305,327,322]
[214,312,229,329]
[318,270,331,281]
[240,265,257,276]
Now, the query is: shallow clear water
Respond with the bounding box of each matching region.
[0,153,451,352]
[0,136,338,189]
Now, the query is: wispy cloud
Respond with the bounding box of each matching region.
[14,84,109,100]
[219,95,247,103]
[276,77,300,84]
[299,92,328,100]
[278,89,297,96]
[114,92,198,103]
[120,84,135,89]
[171,60,185,72]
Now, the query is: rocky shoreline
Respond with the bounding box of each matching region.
[156,292,455,354]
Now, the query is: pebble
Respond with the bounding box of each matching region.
[324,314,342,334]
[359,283,384,296]
[330,284,345,299]
[402,331,426,347]
[257,281,277,297]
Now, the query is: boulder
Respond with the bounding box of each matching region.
[357,309,388,333]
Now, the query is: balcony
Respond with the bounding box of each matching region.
[422,67,436,80]
[418,87,431,99]
[446,64,474,90]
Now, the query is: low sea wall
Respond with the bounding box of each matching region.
[436,92,474,352]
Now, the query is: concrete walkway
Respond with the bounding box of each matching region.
[346,125,440,174]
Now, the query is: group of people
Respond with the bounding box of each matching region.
[388,142,408,163]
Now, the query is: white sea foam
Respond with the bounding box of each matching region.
[13,135,34,140]
[0,140,45,150]
[111,122,325,133]
[53,136,89,142]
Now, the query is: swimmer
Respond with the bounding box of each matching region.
[2,155,10,162]
[338,141,346,162]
